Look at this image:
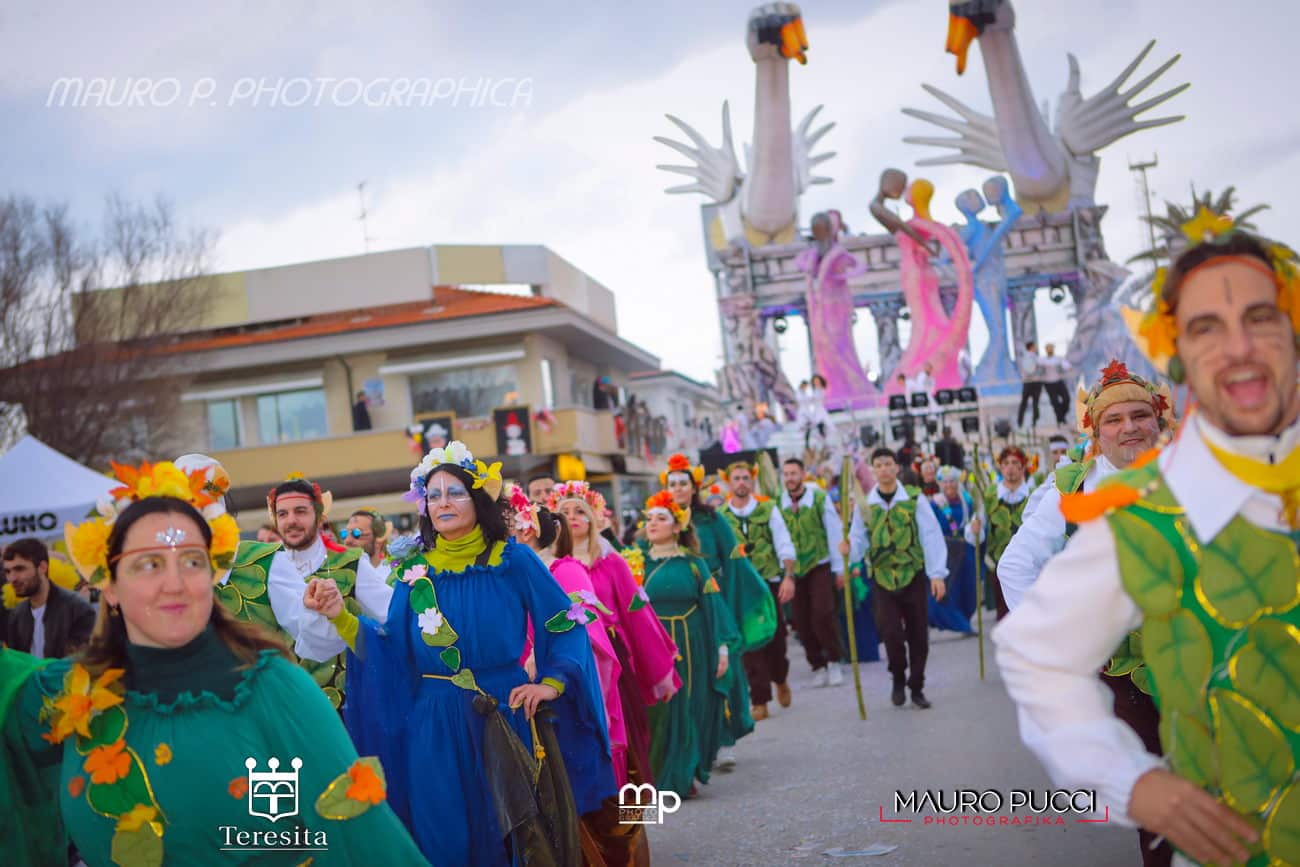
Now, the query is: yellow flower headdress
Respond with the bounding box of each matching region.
[644,490,691,532]
[658,453,705,488]
[1126,206,1300,373]
[65,460,240,587]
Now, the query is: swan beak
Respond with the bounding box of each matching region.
[946,13,978,75]
[779,17,808,65]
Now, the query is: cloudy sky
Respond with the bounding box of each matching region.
[3,0,1296,384]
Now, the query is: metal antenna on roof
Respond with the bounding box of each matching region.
[357,181,374,253]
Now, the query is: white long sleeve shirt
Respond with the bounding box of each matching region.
[727,496,796,580]
[864,485,950,580]
[998,454,1119,611]
[993,413,1295,828]
[261,535,393,663]
[780,485,858,575]
[964,479,1036,546]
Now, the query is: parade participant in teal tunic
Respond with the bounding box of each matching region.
[312,441,614,866]
[639,491,739,798]
[660,453,774,770]
[997,224,1300,867]
[1,461,427,866]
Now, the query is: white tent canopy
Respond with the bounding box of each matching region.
[0,436,117,546]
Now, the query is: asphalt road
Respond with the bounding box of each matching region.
[645,625,1139,866]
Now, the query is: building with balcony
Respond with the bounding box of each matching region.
[15,243,722,534]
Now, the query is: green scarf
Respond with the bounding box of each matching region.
[424,525,505,572]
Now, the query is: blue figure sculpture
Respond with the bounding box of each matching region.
[955,176,1022,396]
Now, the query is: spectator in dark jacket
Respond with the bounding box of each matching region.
[934,427,966,471]
[3,537,96,658]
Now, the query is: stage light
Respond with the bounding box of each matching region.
[910,393,930,409]
[772,315,789,334]
[925,418,939,435]
[961,416,980,434]
[957,387,977,403]
[993,418,1012,437]
[859,425,880,447]
[935,389,955,405]
[888,395,908,411]
[899,307,911,321]
[1049,283,1067,304]
[890,423,908,439]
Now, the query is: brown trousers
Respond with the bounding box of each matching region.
[1100,672,1172,867]
[871,571,930,691]
[743,579,790,704]
[793,563,843,670]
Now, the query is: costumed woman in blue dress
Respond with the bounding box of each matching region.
[312,441,615,866]
[926,466,977,630]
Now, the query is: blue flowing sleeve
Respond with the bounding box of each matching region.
[341,578,418,825]
[510,542,616,815]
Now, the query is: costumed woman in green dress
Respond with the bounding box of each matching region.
[639,490,739,798]
[658,453,774,770]
[0,459,427,866]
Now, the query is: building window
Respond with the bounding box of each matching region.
[540,359,555,410]
[410,363,517,418]
[256,388,328,444]
[207,399,242,450]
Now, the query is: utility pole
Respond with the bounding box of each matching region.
[1129,154,1160,267]
[357,181,374,253]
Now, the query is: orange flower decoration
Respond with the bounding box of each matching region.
[1060,484,1142,524]
[154,743,173,766]
[84,738,132,784]
[68,775,86,798]
[345,760,387,805]
[229,777,249,799]
[44,665,124,744]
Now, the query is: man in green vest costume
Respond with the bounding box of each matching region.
[863,447,950,709]
[995,220,1300,867]
[779,457,863,690]
[722,460,797,721]
[173,456,392,708]
[965,446,1035,619]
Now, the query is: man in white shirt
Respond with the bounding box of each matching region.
[999,360,1170,610]
[1016,341,1043,427]
[1039,342,1071,425]
[862,447,950,708]
[995,228,1299,867]
[722,461,797,718]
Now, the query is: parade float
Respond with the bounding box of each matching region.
[655,1,1188,434]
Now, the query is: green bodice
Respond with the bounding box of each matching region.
[1109,462,1300,867]
[723,499,780,579]
[781,489,831,576]
[984,486,1032,563]
[866,488,925,592]
[214,541,365,708]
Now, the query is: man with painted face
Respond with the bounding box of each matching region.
[999,360,1171,611]
[996,225,1300,867]
[965,446,1035,619]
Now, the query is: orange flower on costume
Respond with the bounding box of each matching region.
[154,743,173,766]
[68,775,86,798]
[229,777,249,799]
[43,665,124,744]
[345,760,386,804]
[84,738,131,784]
[1059,484,1142,524]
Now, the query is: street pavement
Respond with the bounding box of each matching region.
[645,624,1139,866]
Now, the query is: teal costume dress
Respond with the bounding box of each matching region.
[0,627,427,866]
[643,547,740,796]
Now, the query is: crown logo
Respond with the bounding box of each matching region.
[244,756,303,822]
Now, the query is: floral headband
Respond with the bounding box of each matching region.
[644,490,691,531]
[545,480,607,514]
[264,473,333,526]
[1074,359,1172,433]
[403,440,503,514]
[1132,207,1300,373]
[658,453,704,488]
[65,460,240,587]
[506,484,541,536]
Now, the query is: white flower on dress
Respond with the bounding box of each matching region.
[417,606,445,635]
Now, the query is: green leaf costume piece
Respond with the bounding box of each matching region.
[865,488,925,591]
[722,499,781,579]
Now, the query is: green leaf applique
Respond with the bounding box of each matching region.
[1212,689,1294,814]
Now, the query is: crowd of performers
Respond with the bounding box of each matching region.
[1,214,1296,867]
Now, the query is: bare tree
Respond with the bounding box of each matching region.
[0,194,216,466]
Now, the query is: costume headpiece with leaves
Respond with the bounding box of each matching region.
[545,480,607,515]
[658,453,705,488]
[1074,359,1173,434]
[1125,203,1300,373]
[265,473,334,526]
[644,490,691,532]
[65,460,240,587]
[403,440,503,513]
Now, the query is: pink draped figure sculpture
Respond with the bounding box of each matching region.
[794,209,879,409]
[870,170,975,392]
